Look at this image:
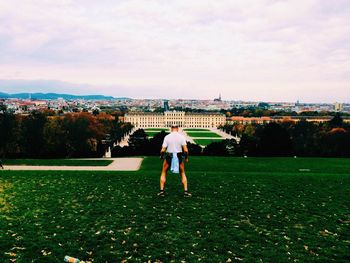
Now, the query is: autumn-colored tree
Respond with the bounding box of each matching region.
[62,113,104,157]
[43,117,67,158]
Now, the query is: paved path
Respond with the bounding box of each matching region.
[209,128,240,142]
[2,158,143,171]
[182,128,239,142]
[179,129,195,143]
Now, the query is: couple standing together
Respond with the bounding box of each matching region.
[158,125,191,197]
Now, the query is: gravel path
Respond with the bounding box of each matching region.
[2,158,143,171]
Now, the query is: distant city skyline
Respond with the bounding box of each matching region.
[0,1,349,103]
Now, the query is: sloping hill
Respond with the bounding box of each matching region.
[1,157,349,262]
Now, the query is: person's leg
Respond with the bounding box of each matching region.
[160,160,169,191]
[179,162,188,191]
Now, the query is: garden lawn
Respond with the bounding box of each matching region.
[144,128,169,131]
[186,132,222,138]
[193,138,224,146]
[2,159,113,166]
[145,131,163,137]
[1,157,350,262]
[183,128,210,132]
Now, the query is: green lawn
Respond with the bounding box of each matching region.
[186,132,222,138]
[145,131,169,138]
[193,138,224,146]
[144,128,169,131]
[183,128,210,132]
[145,131,162,135]
[1,157,350,262]
[145,128,169,137]
[2,159,113,166]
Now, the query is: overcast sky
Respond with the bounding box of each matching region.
[0,0,349,102]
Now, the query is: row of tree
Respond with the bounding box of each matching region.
[220,115,350,157]
[0,112,133,158]
[2,111,349,158]
[220,107,350,118]
[112,115,350,157]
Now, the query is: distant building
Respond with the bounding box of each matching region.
[163,100,169,111]
[125,111,226,128]
[334,102,343,112]
[214,94,222,102]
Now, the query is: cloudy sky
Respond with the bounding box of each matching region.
[0,0,349,102]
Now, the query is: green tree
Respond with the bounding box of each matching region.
[0,113,19,157]
[187,141,202,156]
[21,112,47,158]
[0,103,7,113]
[43,117,67,158]
[329,113,343,128]
[319,128,350,157]
[128,129,149,155]
[289,120,318,156]
[63,114,97,157]
[203,141,228,156]
[147,131,169,155]
[238,134,258,156]
[257,123,293,156]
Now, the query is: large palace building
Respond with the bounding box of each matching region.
[124,111,226,128]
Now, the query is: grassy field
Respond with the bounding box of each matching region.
[186,132,222,138]
[145,130,169,137]
[1,157,350,262]
[183,128,210,132]
[2,159,113,166]
[145,131,163,136]
[193,138,224,146]
[144,128,169,131]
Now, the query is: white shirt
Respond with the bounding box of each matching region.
[162,132,187,153]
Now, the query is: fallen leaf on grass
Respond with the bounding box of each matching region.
[10,247,25,251]
[5,252,17,257]
[319,229,337,237]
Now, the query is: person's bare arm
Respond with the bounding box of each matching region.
[160,147,167,159]
[182,145,189,162]
[160,136,168,159]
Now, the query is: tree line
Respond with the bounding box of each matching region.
[220,114,350,157]
[0,111,133,158]
[2,111,349,158]
[221,107,350,118]
[112,115,350,158]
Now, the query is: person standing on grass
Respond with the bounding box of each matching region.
[159,125,191,197]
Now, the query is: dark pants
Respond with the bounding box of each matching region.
[165,153,184,166]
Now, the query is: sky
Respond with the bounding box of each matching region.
[0,0,349,102]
